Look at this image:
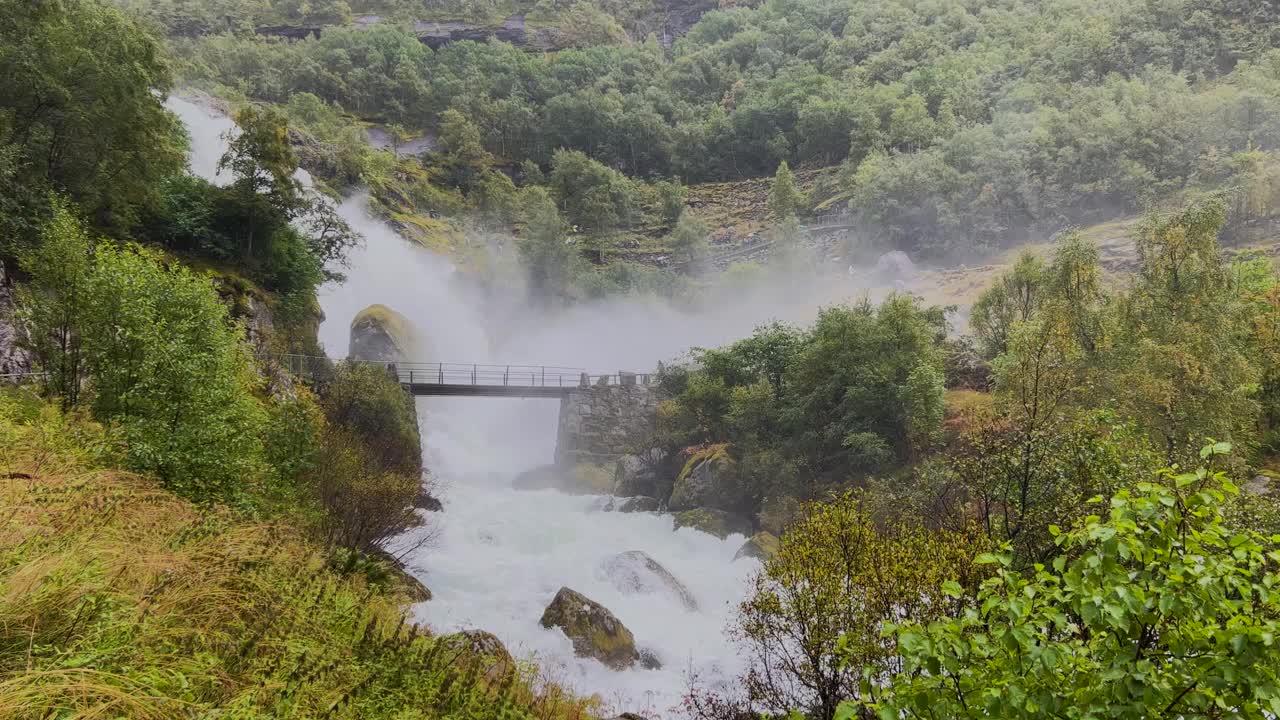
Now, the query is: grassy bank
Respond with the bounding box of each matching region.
[0,389,595,719]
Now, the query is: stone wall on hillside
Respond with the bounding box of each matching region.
[555,377,661,465]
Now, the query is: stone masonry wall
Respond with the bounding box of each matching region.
[555,379,661,465]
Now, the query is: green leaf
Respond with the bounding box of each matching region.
[835,703,862,720]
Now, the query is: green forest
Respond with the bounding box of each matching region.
[156,0,1280,274]
[4,0,1280,718]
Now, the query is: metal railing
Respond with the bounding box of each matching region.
[806,212,856,230]
[0,370,49,385]
[280,355,653,388]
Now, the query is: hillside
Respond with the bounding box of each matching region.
[157,0,1280,305]
[0,389,592,718]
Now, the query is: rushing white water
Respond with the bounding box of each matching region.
[169,92,886,717]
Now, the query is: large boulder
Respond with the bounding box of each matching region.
[873,250,916,283]
[616,496,661,513]
[598,551,698,611]
[668,445,734,512]
[349,304,422,362]
[414,485,443,512]
[514,462,614,495]
[539,587,640,670]
[439,630,515,683]
[734,532,781,562]
[369,548,432,602]
[613,450,666,498]
[673,508,752,540]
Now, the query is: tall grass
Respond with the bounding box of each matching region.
[0,389,599,719]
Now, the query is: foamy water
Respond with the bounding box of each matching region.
[169,94,776,717]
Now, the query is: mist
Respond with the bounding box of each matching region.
[168,92,914,718]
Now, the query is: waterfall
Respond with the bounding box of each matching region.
[166,94,797,717]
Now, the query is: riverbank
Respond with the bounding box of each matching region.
[0,388,596,719]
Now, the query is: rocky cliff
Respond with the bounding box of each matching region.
[0,264,33,380]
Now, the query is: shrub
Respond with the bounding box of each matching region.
[873,447,1280,719]
[316,361,423,477]
[693,495,985,720]
[311,426,425,554]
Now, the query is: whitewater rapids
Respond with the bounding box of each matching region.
[168,94,781,717]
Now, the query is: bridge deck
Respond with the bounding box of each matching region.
[282,356,654,397]
[403,383,574,398]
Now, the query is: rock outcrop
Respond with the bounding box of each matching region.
[349,304,422,362]
[539,587,640,670]
[638,648,663,670]
[615,496,661,513]
[414,485,443,512]
[370,548,433,602]
[668,445,734,512]
[514,462,614,495]
[439,630,515,683]
[0,265,33,380]
[612,450,666,497]
[598,551,698,611]
[415,16,562,51]
[673,508,752,540]
[734,532,781,562]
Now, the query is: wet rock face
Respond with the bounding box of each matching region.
[0,265,33,380]
[598,551,698,611]
[673,508,752,540]
[414,486,443,512]
[539,587,640,670]
[613,450,666,498]
[734,532,781,562]
[668,448,734,512]
[616,496,661,513]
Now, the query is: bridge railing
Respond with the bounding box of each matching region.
[281,355,653,389]
[0,371,49,386]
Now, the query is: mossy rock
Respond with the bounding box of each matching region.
[349,304,423,362]
[539,587,639,670]
[734,532,781,562]
[360,548,432,603]
[571,462,615,494]
[672,507,752,540]
[439,630,514,684]
[514,462,614,495]
[668,444,734,512]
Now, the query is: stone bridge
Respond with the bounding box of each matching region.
[283,356,661,464]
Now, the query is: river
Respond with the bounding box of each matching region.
[168,94,861,717]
